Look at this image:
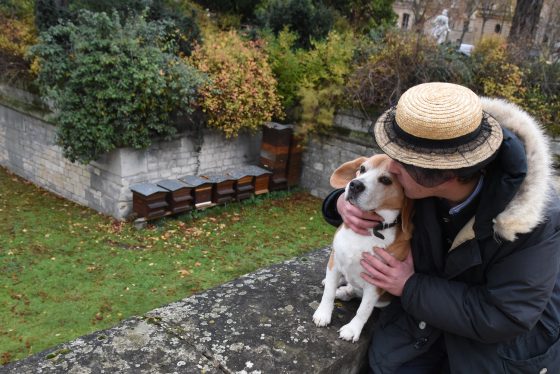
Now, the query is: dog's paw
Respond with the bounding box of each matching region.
[313,308,332,327]
[335,285,355,301]
[338,323,362,342]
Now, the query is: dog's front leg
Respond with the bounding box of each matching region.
[313,264,340,327]
[338,286,379,342]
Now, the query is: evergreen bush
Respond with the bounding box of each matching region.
[256,0,335,49]
[31,10,205,164]
[34,0,201,56]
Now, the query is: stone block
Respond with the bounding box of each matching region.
[0,317,222,374]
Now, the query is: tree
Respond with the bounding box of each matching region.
[478,0,495,41]
[457,0,480,45]
[508,0,545,48]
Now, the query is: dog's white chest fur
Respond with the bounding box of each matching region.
[333,225,394,294]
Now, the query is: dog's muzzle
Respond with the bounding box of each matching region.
[347,179,365,201]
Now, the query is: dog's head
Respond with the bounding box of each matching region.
[330,154,413,237]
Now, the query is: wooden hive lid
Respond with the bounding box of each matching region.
[243,165,272,177]
[200,173,235,184]
[156,179,189,192]
[130,183,168,196]
[179,175,211,187]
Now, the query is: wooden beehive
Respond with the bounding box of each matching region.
[228,168,255,201]
[259,122,294,191]
[201,173,236,205]
[156,179,194,214]
[180,175,214,209]
[130,183,169,219]
[244,165,272,195]
[286,135,303,187]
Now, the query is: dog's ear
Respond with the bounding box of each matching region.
[400,197,415,239]
[330,157,368,188]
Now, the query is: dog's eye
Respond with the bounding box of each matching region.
[359,165,366,174]
[378,176,392,185]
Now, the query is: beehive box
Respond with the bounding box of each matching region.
[180,175,214,209]
[201,174,236,205]
[259,123,294,191]
[156,179,194,214]
[228,168,255,201]
[244,165,272,195]
[130,183,169,219]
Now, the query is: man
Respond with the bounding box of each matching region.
[322,82,560,373]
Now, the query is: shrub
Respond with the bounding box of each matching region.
[263,29,355,134]
[31,10,206,164]
[190,30,283,138]
[35,0,201,56]
[262,28,307,114]
[470,36,525,104]
[297,31,356,134]
[324,0,397,32]
[0,0,37,85]
[255,0,335,49]
[520,60,560,136]
[193,0,261,23]
[345,30,472,113]
[145,0,201,56]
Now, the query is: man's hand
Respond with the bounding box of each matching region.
[337,193,383,236]
[360,247,414,296]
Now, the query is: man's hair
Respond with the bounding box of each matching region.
[400,162,483,187]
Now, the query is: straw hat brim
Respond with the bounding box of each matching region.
[373,108,504,169]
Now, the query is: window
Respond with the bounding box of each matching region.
[495,24,501,33]
[402,13,410,29]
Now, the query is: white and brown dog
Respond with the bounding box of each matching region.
[313,154,413,342]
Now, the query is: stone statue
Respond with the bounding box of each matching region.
[431,9,451,44]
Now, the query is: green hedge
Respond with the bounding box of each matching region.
[31,10,205,164]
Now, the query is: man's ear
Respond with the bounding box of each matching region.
[330,157,368,188]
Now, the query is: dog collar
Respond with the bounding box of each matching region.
[372,216,401,240]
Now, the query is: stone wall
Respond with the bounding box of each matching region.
[1,247,374,374]
[300,110,381,199]
[0,95,260,220]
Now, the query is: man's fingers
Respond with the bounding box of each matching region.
[373,247,398,267]
[361,252,391,276]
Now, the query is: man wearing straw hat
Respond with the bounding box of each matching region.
[322,82,560,373]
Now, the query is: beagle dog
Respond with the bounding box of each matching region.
[313,154,413,342]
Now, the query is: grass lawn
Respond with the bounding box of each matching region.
[0,166,335,365]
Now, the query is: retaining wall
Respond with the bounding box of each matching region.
[0,88,261,219]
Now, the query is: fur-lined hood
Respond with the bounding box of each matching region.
[481,97,553,241]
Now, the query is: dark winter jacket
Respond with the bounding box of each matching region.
[322,98,560,373]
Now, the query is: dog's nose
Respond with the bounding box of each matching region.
[349,180,365,194]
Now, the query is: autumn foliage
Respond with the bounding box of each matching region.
[190,31,283,138]
[0,2,36,84]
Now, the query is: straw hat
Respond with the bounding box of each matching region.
[373,82,503,169]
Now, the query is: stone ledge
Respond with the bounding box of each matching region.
[1,248,374,374]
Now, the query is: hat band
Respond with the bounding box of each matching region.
[391,109,484,150]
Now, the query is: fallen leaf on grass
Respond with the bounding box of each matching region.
[178,269,190,277]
